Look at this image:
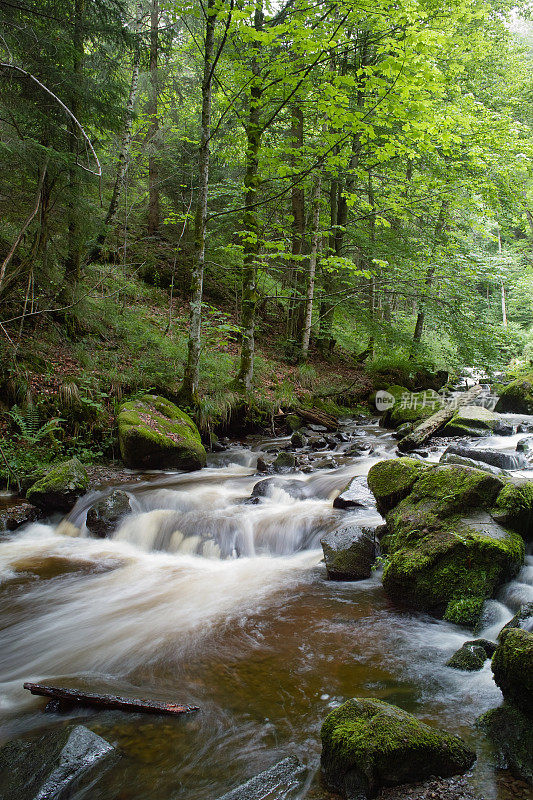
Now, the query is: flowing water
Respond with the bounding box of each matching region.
[1,414,532,799]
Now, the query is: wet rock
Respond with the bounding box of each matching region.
[26,458,89,513]
[251,477,306,500]
[321,526,376,580]
[290,431,307,448]
[324,434,338,449]
[442,444,528,471]
[272,452,297,473]
[86,490,132,538]
[392,422,414,440]
[0,724,115,800]
[495,372,533,415]
[310,436,328,450]
[446,642,488,671]
[491,627,533,714]
[517,422,533,433]
[216,756,305,800]
[335,432,350,442]
[516,436,533,457]
[477,703,533,786]
[439,453,507,476]
[333,476,375,510]
[308,423,328,432]
[321,697,475,799]
[286,414,303,431]
[442,405,498,437]
[368,460,524,628]
[117,394,206,470]
[256,457,270,473]
[492,480,533,540]
[493,420,514,436]
[314,457,337,469]
[0,500,43,531]
[500,602,533,634]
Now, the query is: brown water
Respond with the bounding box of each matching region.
[1,418,532,799]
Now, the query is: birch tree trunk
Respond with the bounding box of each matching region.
[147,0,160,237]
[301,171,321,360]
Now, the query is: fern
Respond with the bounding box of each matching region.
[8,405,64,444]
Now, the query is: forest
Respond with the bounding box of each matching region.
[0,2,533,800]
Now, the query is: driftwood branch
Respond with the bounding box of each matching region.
[24,682,199,716]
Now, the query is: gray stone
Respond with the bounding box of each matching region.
[0,724,115,800]
[500,602,533,634]
[517,437,533,457]
[216,756,305,800]
[333,477,375,510]
[251,477,306,500]
[442,444,528,471]
[321,526,376,580]
[86,490,131,538]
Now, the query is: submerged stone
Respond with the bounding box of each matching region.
[26,458,89,513]
[321,526,376,580]
[216,756,305,800]
[118,395,206,470]
[321,697,475,799]
[0,724,115,800]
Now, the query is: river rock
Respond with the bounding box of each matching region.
[26,458,89,513]
[321,697,475,799]
[367,460,524,627]
[500,602,533,634]
[491,627,533,714]
[439,453,507,476]
[493,420,514,436]
[446,641,491,671]
[442,445,528,471]
[477,704,533,785]
[321,526,376,580]
[333,477,375,509]
[366,457,430,515]
[86,490,132,537]
[0,500,43,531]
[216,756,305,800]
[0,724,115,800]
[388,389,444,429]
[495,371,533,414]
[251,477,306,500]
[272,452,297,473]
[290,431,307,448]
[118,395,206,470]
[442,405,498,437]
[491,480,533,540]
[517,436,533,456]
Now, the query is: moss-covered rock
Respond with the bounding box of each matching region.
[446,642,488,671]
[388,390,443,428]
[367,458,430,516]
[477,704,533,785]
[118,395,206,470]
[26,458,89,512]
[492,481,533,541]
[442,405,498,437]
[368,461,524,628]
[320,697,475,799]
[491,628,533,714]
[495,371,533,415]
[286,413,303,431]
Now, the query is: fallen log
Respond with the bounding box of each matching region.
[23,682,199,716]
[397,385,483,452]
[294,407,338,430]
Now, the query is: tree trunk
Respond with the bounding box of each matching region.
[412,200,448,347]
[301,170,321,360]
[147,0,160,236]
[235,0,263,392]
[91,3,142,262]
[64,0,84,287]
[181,0,217,403]
[287,102,305,345]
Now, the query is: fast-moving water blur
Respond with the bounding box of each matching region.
[0,414,532,800]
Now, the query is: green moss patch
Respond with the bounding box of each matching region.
[493,481,533,541]
[367,458,430,515]
[26,458,89,513]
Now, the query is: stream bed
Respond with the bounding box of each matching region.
[0,413,532,799]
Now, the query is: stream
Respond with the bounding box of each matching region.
[0,402,532,799]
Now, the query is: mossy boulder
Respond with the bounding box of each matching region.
[26,458,89,512]
[446,641,490,671]
[368,461,524,628]
[286,413,303,431]
[367,458,430,516]
[442,405,498,437]
[477,704,533,785]
[388,390,443,428]
[118,395,206,470]
[492,481,533,541]
[320,697,475,799]
[370,384,409,413]
[495,371,533,415]
[491,628,533,714]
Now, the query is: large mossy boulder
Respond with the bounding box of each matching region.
[0,724,115,800]
[442,405,498,437]
[26,458,89,512]
[478,704,533,785]
[491,628,533,715]
[118,395,206,470]
[367,457,430,516]
[367,461,525,627]
[495,371,533,414]
[388,389,443,428]
[321,698,475,799]
[492,481,533,541]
